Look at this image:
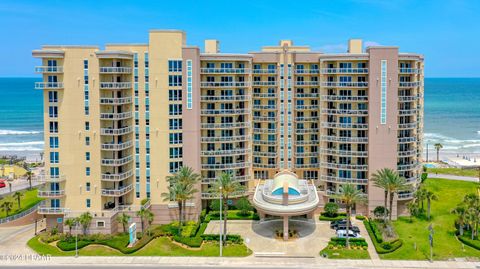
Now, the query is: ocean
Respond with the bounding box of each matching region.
[0,77,479,159]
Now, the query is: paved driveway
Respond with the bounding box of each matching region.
[205,218,335,257]
[0,221,45,255]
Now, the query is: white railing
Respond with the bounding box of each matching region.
[320,162,368,170]
[201,190,246,199]
[296,128,319,134]
[252,81,277,86]
[253,105,276,110]
[36,175,66,183]
[399,68,420,74]
[320,82,368,87]
[321,109,368,115]
[38,206,68,215]
[295,81,319,86]
[398,149,417,157]
[202,175,249,184]
[321,95,368,101]
[295,117,320,122]
[398,123,417,129]
[201,122,249,129]
[100,126,133,135]
[253,116,277,122]
[100,111,133,120]
[200,109,249,115]
[101,155,133,166]
[320,68,368,74]
[398,96,420,102]
[320,148,368,157]
[99,67,132,73]
[34,82,64,89]
[398,137,417,143]
[253,163,278,169]
[100,96,133,105]
[253,151,277,157]
[100,82,132,89]
[296,140,319,145]
[253,140,277,145]
[201,135,250,142]
[399,81,421,87]
[37,190,65,197]
[253,93,277,98]
[200,149,250,156]
[253,128,278,134]
[253,69,277,74]
[321,122,368,129]
[200,82,250,88]
[398,163,420,171]
[101,140,133,151]
[201,162,250,170]
[296,105,319,110]
[35,66,63,73]
[320,135,368,143]
[101,170,134,181]
[0,203,41,224]
[101,184,133,197]
[294,69,320,74]
[200,95,249,101]
[295,93,320,98]
[200,68,250,74]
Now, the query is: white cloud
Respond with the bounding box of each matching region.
[364,41,381,48]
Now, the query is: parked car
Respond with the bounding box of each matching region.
[336,229,362,238]
[0,179,6,188]
[336,224,360,234]
[330,219,347,229]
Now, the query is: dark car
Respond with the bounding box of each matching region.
[330,219,347,229]
[336,225,360,234]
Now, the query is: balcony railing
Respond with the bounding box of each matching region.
[320,135,368,143]
[296,140,319,145]
[253,140,277,145]
[294,69,320,74]
[294,81,319,86]
[38,190,65,198]
[320,82,368,88]
[201,190,246,199]
[252,69,277,74]
[399,109,418,116]
[38,206,68,214]
[399,81,421,88]
[101,184,133,197]
[320,162,368,171]
[201,162,250,170]
[253,93,277,98]
[100,111,133,120]
[253,105,276,110]
[200,68,250,74]
[101,140,133,151]
[200,82,250,88]
[101,126,133,135]
[252,81,277,86]
[253,128,277,134]
[200,109,249,115]
[319,175,368,185]
[202,175,249,184]
[398,149,417,157]
[296,128,319,134]
[36,175,66,183]
[101,170,134,182]
[321,122,368,129]
[201,122,249,129]
[320,148,368,157]
[398,191,415,200]
[253,163,277,168]
[321,95,368,101]
[398,123,417,129]
[295,152,318,157]
[295,163,320,169]
[295,93,320,98]
[101,156,133,166]
[253,151,277,157]
[398,162,421,171]
[295,117,320,122]
[99,67,132,74]
[201,149,250,156]
[100,82,132,89]
[201,135,250,142]
[253,116,277,122]
[398,137,417,143]
[321,109,368,115]
[399,68,421,74]
[200,95,249,101]
[35,66,63,73]
[34,82,64,89]
[398,96,420,102]
[296,105,319,110]
[320,68,368,74]
[100,97,133,105]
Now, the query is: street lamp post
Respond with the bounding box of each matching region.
[75,222,79,258]
[219,186,223,257]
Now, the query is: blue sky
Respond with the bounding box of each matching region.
[0,0,478,77]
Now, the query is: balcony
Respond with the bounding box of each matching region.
[321,109,368,115]
[100,82,132,89]
[201,135,250,142]
[253,69,277,74]
[295,116,319,122]
[38,190,65,198]
[295,93,320,98]
[35,66,63,73]
[200,95,249,101]
[201,148,250,156]
[397,191,415,200]
[399,109,418,116]
[38,206,68,215]
[398,137,417,143]
[253,163,277,169]
[296,105,319,110]
[36,175,66,183]
[320,148,368,157]
[295,152,318,157]
[101,184,133,197]
[200,68,249,74]
[101,140,133,151]
[253,151,277,157]
[253,105,276,110]
[201,162,250,170]
[398,149,417,157]
[398,123,417,129]
[253,93,277,98]
[294,81,319,87]
[202,175,249,184]
[200,82,250,88]
[34,82,64,90]
[101,155,133,166]
[296,128,319,134]
[319,175,368,185]
[253,116,277,122]
[320,82,368,88]
[201,122,249,129]
[100,111,133,120]
[200,109,249,115]
[320,135,368,143]
[253,140,277,145]
[202,190,246,199]
[321,95,368,102]
[321,122,368,129]
[99,67,132,74]
[320,68,368,74]
[296,140,319,145]
[398,162,420,171]
[253,128,278,134]
[295,163,319,169]
[320,162,368,171]
[399,81,421,88]
[399,68,421,74]
[100,97,133,105]
[101,126,133,135]
[294,69,319,74]
[101,170,134,182]
[252,81,277,86]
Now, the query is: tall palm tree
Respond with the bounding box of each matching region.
[451,205,467,236]
[64,218,78,235]
[371,168,394,220]
[78,212,93,235]
[407,200,419,222]
[146,210,154,236]
[208,172,245,244]
[25,170,33,190]
[161,166,201,226]
[12,191,23,208]
[465,207,479,240]
[0,200,13,217]
[137,207,148,233]
[116,213,130,233]
[425,190,438,220]
[414,187,427,211]
[434,143,443,162]
[386,172,410,221]
[463,193,480,238]
[333,184,366,248]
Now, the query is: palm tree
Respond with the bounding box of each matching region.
[0,200,13,217]
[451,205,467,236]
[434,143,443,162]
[116,213,130,233]
[208,172,245,245]
[414,187,427,211]
[386,172,410,221]
[465,207,479,240]
[25,170,34,190]
[146,210,154,236]
[371,168,394,220]
[425,190,438,220]
[407,200,419,222]
[137,207,148,233]
[78,212,93,235]
[463,193,480,238]
[333,184,366,248]
[161,166,201,226]
[64,218,78,235]
[12,191,23,208]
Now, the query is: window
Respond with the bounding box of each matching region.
[169,89,182,101]
[86,167,90,176]
[86,182,91,191]
[169,147,183,158]
[169,104,182,115]
[186,60,193,109]
[169,119,182,130]
[49,152,59,164]
[169,161,183,173]
[380,60,387,124]
[85,152,90,161]
[168,60,182,72]
[168,75,182,86]
[97,221,105,228]
[86,199,91,208]
[85,136,90,146]
[48,91,58,102]
[49,137,59,148]
[169,133,183,144]
[85,121,90,131]
[48,106,58,118]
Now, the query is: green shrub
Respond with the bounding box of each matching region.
[330,237,368,247]
[200,209,207,223]
[319,212,346,221]
[209,200,221,212]
[355,215,366,220]
[324,202,339,217]
[172,235,203,248]
[457,235,480,250]
[363,220,403,254]
[373,206,389,220]
[201,234,243,244]
[236,197,252,216]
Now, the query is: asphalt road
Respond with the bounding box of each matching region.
[0,179,43,197]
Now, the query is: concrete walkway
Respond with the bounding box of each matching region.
[352,218,380,260]
[428,173,479,183]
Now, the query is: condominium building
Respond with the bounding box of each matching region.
[33,30,423,233]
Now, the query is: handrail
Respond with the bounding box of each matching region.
[0,202,40,224]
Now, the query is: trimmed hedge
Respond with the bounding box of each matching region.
[330,237,368,247]
[201,234,243,244]
[172,235,203,248]
[366,220,384,243]
[355,215,366,221]
[363,220,403,254]
[457,234,480,250]
[319,212,346,221]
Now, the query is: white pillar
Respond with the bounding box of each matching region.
[283,216,289,241]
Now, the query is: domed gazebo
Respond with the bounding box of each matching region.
[252,170,319,240]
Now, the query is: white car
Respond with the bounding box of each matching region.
[336,229,362,238]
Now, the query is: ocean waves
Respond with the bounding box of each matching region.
[424,132,480,152]
[0,141,44,151]
[0,129,42,135]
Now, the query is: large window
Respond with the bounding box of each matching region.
[186,60,193,109]
[49,137,59,148]
[168,60,182,72]
[168,75,182,86]
[49,152,59,164]
[380,60,387,124]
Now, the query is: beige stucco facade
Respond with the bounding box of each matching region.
[33,30,423,232]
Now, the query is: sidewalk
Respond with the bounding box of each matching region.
[428,174,479,183]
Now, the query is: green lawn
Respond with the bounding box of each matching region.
[27,236,252,257]
[0,188,43,219]
[427,167,479,178]
[380,178,480,260]
[320,248,370,259]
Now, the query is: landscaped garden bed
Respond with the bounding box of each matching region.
[0,188,43,219]
[320,238,370,259]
